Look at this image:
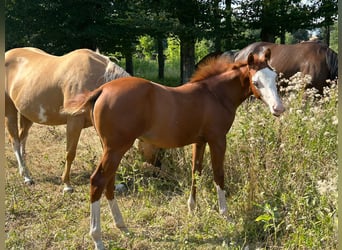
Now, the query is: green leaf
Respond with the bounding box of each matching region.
[255,214,272,222]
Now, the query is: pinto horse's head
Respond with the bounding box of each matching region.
[247,49,285,116]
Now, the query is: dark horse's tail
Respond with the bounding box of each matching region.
[326,47,338,80]
[62,87,103,116]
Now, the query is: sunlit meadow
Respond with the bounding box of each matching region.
[5,66,337,249]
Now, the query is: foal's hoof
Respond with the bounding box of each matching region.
[63,186,74,194]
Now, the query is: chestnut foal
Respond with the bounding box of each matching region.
[64,49,284,249]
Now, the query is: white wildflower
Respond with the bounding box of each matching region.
[332,116,338,125]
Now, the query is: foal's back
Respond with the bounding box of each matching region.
[92,77,228,149]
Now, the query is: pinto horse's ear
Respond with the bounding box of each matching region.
[247,53,254,66]
[264,48,271,61]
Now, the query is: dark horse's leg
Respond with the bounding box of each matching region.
[188,142,206,213]
[89,145,131,250]
[208,138,228,215]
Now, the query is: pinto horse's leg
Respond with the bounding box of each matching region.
[208,139,228,216]
[19,114,33,163]
[188,142,206,213]
[18,114,34,184]
[89,147,130,249]
[62,116,84,193]
[5,99,33,184]
[136,140,162,167]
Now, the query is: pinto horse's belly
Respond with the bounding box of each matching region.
[11,89,67,125]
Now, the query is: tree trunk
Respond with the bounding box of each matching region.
[224,0,232,50]
[157,37,165,80]
[325,25,330,46]
[260,29,276,42]
[125,50,134,75]
[280,29,286,44]
[180,37,195,83]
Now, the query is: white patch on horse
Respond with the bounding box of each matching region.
[252,67,284,116]
[38,105,48,123]
[90,201,105,250]
[187,194,196,212]
[107,198,127,230]
[216,184,228,215]
[103,59,130,82]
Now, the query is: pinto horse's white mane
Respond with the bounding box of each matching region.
[96,49,130,82]
[104,60,130,82]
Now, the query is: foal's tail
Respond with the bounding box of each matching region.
[62,88,103,116]
[325,47,338,80]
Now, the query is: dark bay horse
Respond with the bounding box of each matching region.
[63,49,284,249]
[5,47,130,192]
[235,41,338,92]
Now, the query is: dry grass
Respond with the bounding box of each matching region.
[5,75,338,249]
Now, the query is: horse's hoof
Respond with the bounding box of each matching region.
[63,186,74,193]
[24,177,34,185]
[115,183,128,195]
[117,225,129,234]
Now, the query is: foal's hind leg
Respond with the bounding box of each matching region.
[62,116,84,193]
[105,177,128,231]
[188,142,206,213]
[90,147,130,249]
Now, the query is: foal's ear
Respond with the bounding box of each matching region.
[264,48,271,61]
[247,53,254,66]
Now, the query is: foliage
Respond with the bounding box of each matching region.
[136,35,157,60]
[328,21,338,52]
[6,0,338,53]
[164,37,181,63]
[5,62,337,249]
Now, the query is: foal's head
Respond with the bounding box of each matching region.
[247,49,285,116]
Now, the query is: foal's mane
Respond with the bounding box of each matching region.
[190,56,245,83]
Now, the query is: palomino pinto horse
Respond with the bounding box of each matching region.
[5,47,130,192]
[64,49,284,249]
[235,41,338,93]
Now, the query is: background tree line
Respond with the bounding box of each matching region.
[6,0,338,83]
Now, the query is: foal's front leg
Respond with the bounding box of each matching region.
[209,139,228,216]
[188,142,206,213]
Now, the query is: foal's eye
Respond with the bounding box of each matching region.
[253,81,259,88]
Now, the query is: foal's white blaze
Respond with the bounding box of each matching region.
[252,67,285,116]
[216,184,228,215]
[90,201,105,250]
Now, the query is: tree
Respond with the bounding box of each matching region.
[235,0,314,43]
[312,0,338,46]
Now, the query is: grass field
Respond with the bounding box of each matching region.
[5,63,338,249]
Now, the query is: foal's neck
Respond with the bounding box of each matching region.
[205,66,252,113]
